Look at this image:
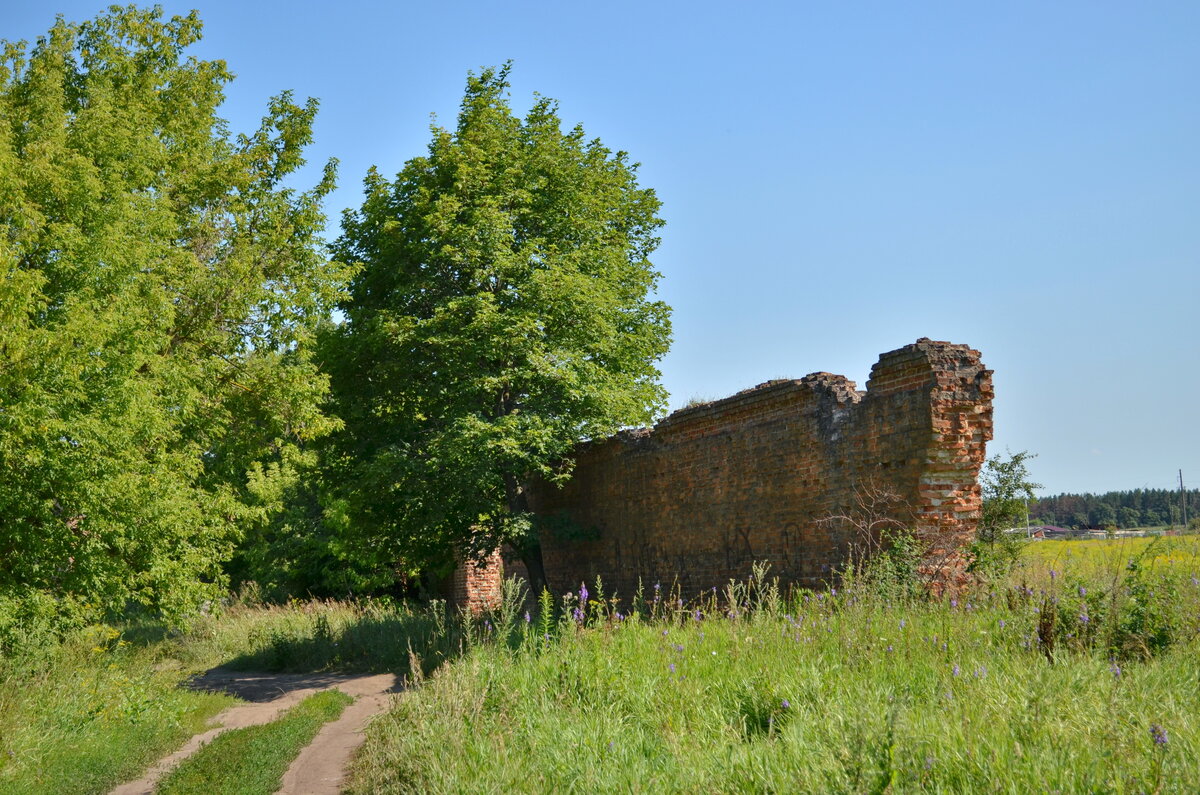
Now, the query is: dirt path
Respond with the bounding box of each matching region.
[109,668,399,795]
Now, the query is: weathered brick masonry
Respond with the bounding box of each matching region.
[460,339,993,605]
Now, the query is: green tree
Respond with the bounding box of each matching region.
[0,7,352,619]
[325,64,671,594]
[971,450,1041,578]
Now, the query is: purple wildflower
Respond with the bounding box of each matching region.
[899,619,906,630]
[1049,569,1058,580]
[579,583,589,603]
[1149,724,1168,746]
[952,664,960,677]
[950,598,958,608]
[668,663,676,674]
[672,643,684,652]
[524,611,531,624]
[886,645,894,653]
[1110,662,1121,678]
[572,607,584,624]
[1079,612,1089,625]
[1078,585,1087,597]
[998,619,1006,628]
[693,609,702,621]
[781,699,790,709]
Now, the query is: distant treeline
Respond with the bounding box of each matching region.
[1030,488,1199,529]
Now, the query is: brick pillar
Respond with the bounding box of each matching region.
[448,548,503,613]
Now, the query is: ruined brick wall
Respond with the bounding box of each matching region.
[451,339,992,608]
[530,338,992,599]
[447,548,504,612]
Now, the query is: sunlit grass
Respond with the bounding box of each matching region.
[349,564,1200,793]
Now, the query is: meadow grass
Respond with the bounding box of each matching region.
[0,625,234,795]
[157,688,353,795]
[1019,535,1200,581]
[348,557,1200,794]
[0,597,443,794]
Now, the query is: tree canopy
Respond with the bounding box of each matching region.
[323,64,672,590]
[0,7,352,618]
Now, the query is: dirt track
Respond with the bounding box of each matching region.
[108,668,399,795]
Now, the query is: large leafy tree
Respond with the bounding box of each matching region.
[327,65,671,592]
[0,7,352,618]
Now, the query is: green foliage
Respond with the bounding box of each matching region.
[1032,487,1200,529]
[0,7,352,619]
[158,688,352,795]
[843,528,924,601]
[317,63,671,581]
[971,450,1040,579]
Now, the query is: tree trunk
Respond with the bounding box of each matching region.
[504,471,548,597]
[520,543,549,599]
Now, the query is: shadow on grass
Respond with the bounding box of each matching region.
[183,668,405,702]
[216,610,464,681]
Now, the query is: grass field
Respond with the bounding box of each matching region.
[1020,535,1200,580]
[1,537,1198,793]
[348,544,1200,793]
[0,598,431,794]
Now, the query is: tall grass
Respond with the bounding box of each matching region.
[348,555,1200,793]
[0,595,455,794]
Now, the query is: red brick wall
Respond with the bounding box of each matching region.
[447,548,504,612]
[452,339,993,607]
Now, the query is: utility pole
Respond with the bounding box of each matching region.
[1182,470,1189,531]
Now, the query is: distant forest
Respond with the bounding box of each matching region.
[1030,488,1199,529]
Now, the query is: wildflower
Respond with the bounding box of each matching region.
[572,607,584,624]
[952,664,960,677]
[1149,724,1168,746]
[886,645,894,653]
[579,583,589,603]
[1078,585,1086,597]
[998,619,1006,628]
[831,588,837,597]
[615,612,624,621]
[781,699,790,709]
[1049,569,1058,580]
[524,611,531,624]
[662,629,669,636]
[668,663,676,674]
[899,619,906,630]
[693,609,702,621]
[677,599,683,609]
[1109,662,1121,678]
[1079,613,1089,625]
[672,643,684,652]
[975,666,987,678]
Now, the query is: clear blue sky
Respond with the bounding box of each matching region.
[5,1,1198,496]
